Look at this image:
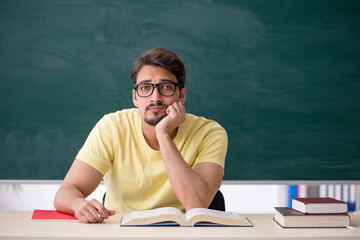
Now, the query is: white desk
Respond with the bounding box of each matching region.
[0,211,360,240]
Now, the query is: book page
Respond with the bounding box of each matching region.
[129,207,183,219]
[184,208,252,226]
[185,208,239,221]
[121,207,186,226]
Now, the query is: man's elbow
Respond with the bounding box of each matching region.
[53,189,63,211]
[53,186,72,213]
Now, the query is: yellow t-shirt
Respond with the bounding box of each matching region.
[76,108,227,213]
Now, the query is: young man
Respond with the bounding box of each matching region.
[54,48,228,223]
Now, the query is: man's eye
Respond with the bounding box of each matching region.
[161,84,174,90]
[140,85,151,91]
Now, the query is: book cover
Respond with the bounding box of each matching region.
[274,207,350,228]
[292,197,348,214]
[31,210,78,221]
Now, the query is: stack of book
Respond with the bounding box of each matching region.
[274,197,350,228]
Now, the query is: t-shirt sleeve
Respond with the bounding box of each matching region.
[194,122,228,169]
[76,115,116,176]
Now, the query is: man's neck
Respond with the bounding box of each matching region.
[141,121,177,151]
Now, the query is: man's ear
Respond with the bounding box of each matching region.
[180,88,186,104]
[132,89,138,107]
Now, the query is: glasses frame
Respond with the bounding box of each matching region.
[134,82,183,97]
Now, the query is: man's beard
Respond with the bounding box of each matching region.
[144,104,168,126]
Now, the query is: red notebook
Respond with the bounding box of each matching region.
[31,210,77,221]
[292,197,348,214]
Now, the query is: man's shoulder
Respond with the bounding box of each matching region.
[105,108,139,120]
[98,108,139,127]
[184,113,225,131]
[182,114,227,146]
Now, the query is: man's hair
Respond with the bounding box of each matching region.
[130,48,186,87]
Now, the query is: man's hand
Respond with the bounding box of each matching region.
[155,102,186,137]
[74,199,116,223]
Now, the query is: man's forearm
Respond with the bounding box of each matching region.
[157,133,213,210]
[54,185,86,215]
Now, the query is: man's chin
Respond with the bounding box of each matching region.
[144,114,167,126]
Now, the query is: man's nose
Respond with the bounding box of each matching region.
[150,86,163,102]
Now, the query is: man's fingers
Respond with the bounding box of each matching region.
[108,209,117,216]
[90,199,107,218]
[167,102,185,117]
[75,199,113,223]
[80,209,100,223]
[88,205,102,222]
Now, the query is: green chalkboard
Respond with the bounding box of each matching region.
[1,0,360,181]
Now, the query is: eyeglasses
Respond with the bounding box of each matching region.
[134,82,183,97]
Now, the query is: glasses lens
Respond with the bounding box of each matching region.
[137,83,153,97]
[159,83,176,96]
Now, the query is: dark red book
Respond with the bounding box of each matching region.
[292,197,348,214]
[31,210,77,221]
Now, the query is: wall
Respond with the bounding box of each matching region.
[1,183,358,212]
[0,184,283,213]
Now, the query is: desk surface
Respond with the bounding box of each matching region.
[0,211,360,240]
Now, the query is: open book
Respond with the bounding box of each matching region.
[120,207,253,227]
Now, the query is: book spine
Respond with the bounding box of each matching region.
[328,184,335,199]
[357,185,360,211]
[317,184,358,212]
[319,184,327,197]
[335,185,342,201]
[349,185,356,212]
[278,185,288,208]
[296,184,318,198]
[287,185,298,207]
[342,185,349,204]
[306,185,318,197]
[297,185,307,198]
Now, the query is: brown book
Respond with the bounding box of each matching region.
[274,207,350,228]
